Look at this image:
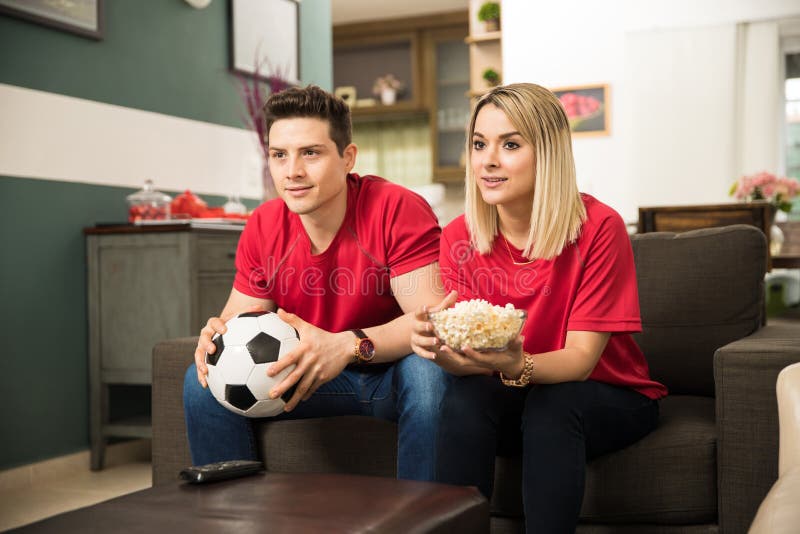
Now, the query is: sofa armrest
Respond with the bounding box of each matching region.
[151,337,196,486]
[715,323,800,534]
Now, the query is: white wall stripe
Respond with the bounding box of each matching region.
[0,83,264,199]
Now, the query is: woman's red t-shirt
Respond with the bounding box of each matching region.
[439,194,667,400]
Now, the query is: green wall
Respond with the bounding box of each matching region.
[0,0,332,127]
[0,0,331,470]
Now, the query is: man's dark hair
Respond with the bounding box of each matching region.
[263,85,352,156]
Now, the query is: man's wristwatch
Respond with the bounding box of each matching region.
[350,329,375,364]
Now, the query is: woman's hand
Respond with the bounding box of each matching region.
[410,290,458,360]
[411,290,495,377]
[435,335,525,378]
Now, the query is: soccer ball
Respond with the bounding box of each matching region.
[205,311,300,418]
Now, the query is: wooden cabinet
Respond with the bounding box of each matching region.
[334,12,469,184]
[334,31,424,116]
[85,225,241,469]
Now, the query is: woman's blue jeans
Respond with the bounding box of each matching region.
[183,354,450,481]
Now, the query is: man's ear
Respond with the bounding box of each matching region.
[342,143,358,173]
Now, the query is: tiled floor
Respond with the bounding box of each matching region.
[0,455,151,531]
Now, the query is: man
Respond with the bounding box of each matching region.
[183,85,447,481]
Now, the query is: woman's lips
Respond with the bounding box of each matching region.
[481,176,507,188]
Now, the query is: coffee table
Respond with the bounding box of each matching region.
[9,472,489,533]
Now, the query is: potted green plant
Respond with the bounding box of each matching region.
[477,2,500,32]
[482,68,501,87]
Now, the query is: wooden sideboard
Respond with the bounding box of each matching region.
[85,224,241,469]
[637,201,778,269]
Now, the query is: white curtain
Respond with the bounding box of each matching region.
[351,118,432,187]
[737,21,781,178]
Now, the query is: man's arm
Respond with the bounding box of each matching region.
[361,261,445,362]
[193,288,276,387]
[266,262,444,410]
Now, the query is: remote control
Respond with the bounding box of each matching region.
[180,460,265,484]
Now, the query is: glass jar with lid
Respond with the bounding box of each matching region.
[126,180,172,223]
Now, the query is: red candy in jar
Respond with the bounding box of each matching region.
[126,180,172,223]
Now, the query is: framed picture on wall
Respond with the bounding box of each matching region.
[551,84,610,137]
[230,0,300,84]
[0,0,103,40]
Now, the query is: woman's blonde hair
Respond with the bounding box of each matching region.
[464,83,586,260]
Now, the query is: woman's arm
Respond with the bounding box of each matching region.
[435,330,610,384]
[495,331,610,382]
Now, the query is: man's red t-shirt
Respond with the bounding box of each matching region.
[439,194,667,400]
[233,174,441,333]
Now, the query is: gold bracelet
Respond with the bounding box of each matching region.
[500,353,534,387]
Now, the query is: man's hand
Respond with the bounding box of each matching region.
[266,309,353,412]
[193,304,268,388]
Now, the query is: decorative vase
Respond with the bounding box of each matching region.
[380,88,397,105]
[770,223,785,257]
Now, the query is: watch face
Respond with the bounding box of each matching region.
[359,338,375,359]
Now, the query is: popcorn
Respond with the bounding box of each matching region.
[429,299,526,351]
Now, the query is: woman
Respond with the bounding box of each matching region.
[411,83,667,532]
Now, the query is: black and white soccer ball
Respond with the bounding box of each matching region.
[205,311,299,418]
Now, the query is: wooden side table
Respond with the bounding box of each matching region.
[637,201,774,269]
[85,224,242,470]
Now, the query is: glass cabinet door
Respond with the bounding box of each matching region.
[432,31,470,182]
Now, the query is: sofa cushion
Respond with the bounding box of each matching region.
[631,225,765,396]
[491,396,717,525]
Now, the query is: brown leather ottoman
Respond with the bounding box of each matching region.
[10,472,489,533]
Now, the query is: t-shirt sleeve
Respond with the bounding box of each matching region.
[385,190,441,277]
[438,224,480,300]
[567,213,642,333]
[233,209,272,299]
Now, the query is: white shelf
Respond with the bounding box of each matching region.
[465,31,502,44]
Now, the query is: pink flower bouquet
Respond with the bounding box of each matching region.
[729,171,799,213]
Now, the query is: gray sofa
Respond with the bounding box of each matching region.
[151,225,800,533]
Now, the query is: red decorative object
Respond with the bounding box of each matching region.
[171,190,250,220]
[171,190,208,218]
[128,204,169,223]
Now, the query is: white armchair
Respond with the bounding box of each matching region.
[749,362,800,533]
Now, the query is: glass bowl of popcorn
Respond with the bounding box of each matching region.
[429,299,527,352]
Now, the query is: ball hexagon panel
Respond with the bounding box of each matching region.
[278,337,300,359]
[216,345,256,385]
[205,365,227,403]
[206,334,225,366]
[222,317,262,346]
[247,399,286,418]
[246,332,283,364]
[257,312,299,341]
[225,384,257,411]
[246,362,295,401]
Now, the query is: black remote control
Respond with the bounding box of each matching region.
[180,460,265,484]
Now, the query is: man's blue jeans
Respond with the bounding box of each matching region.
[183,354,449,481]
